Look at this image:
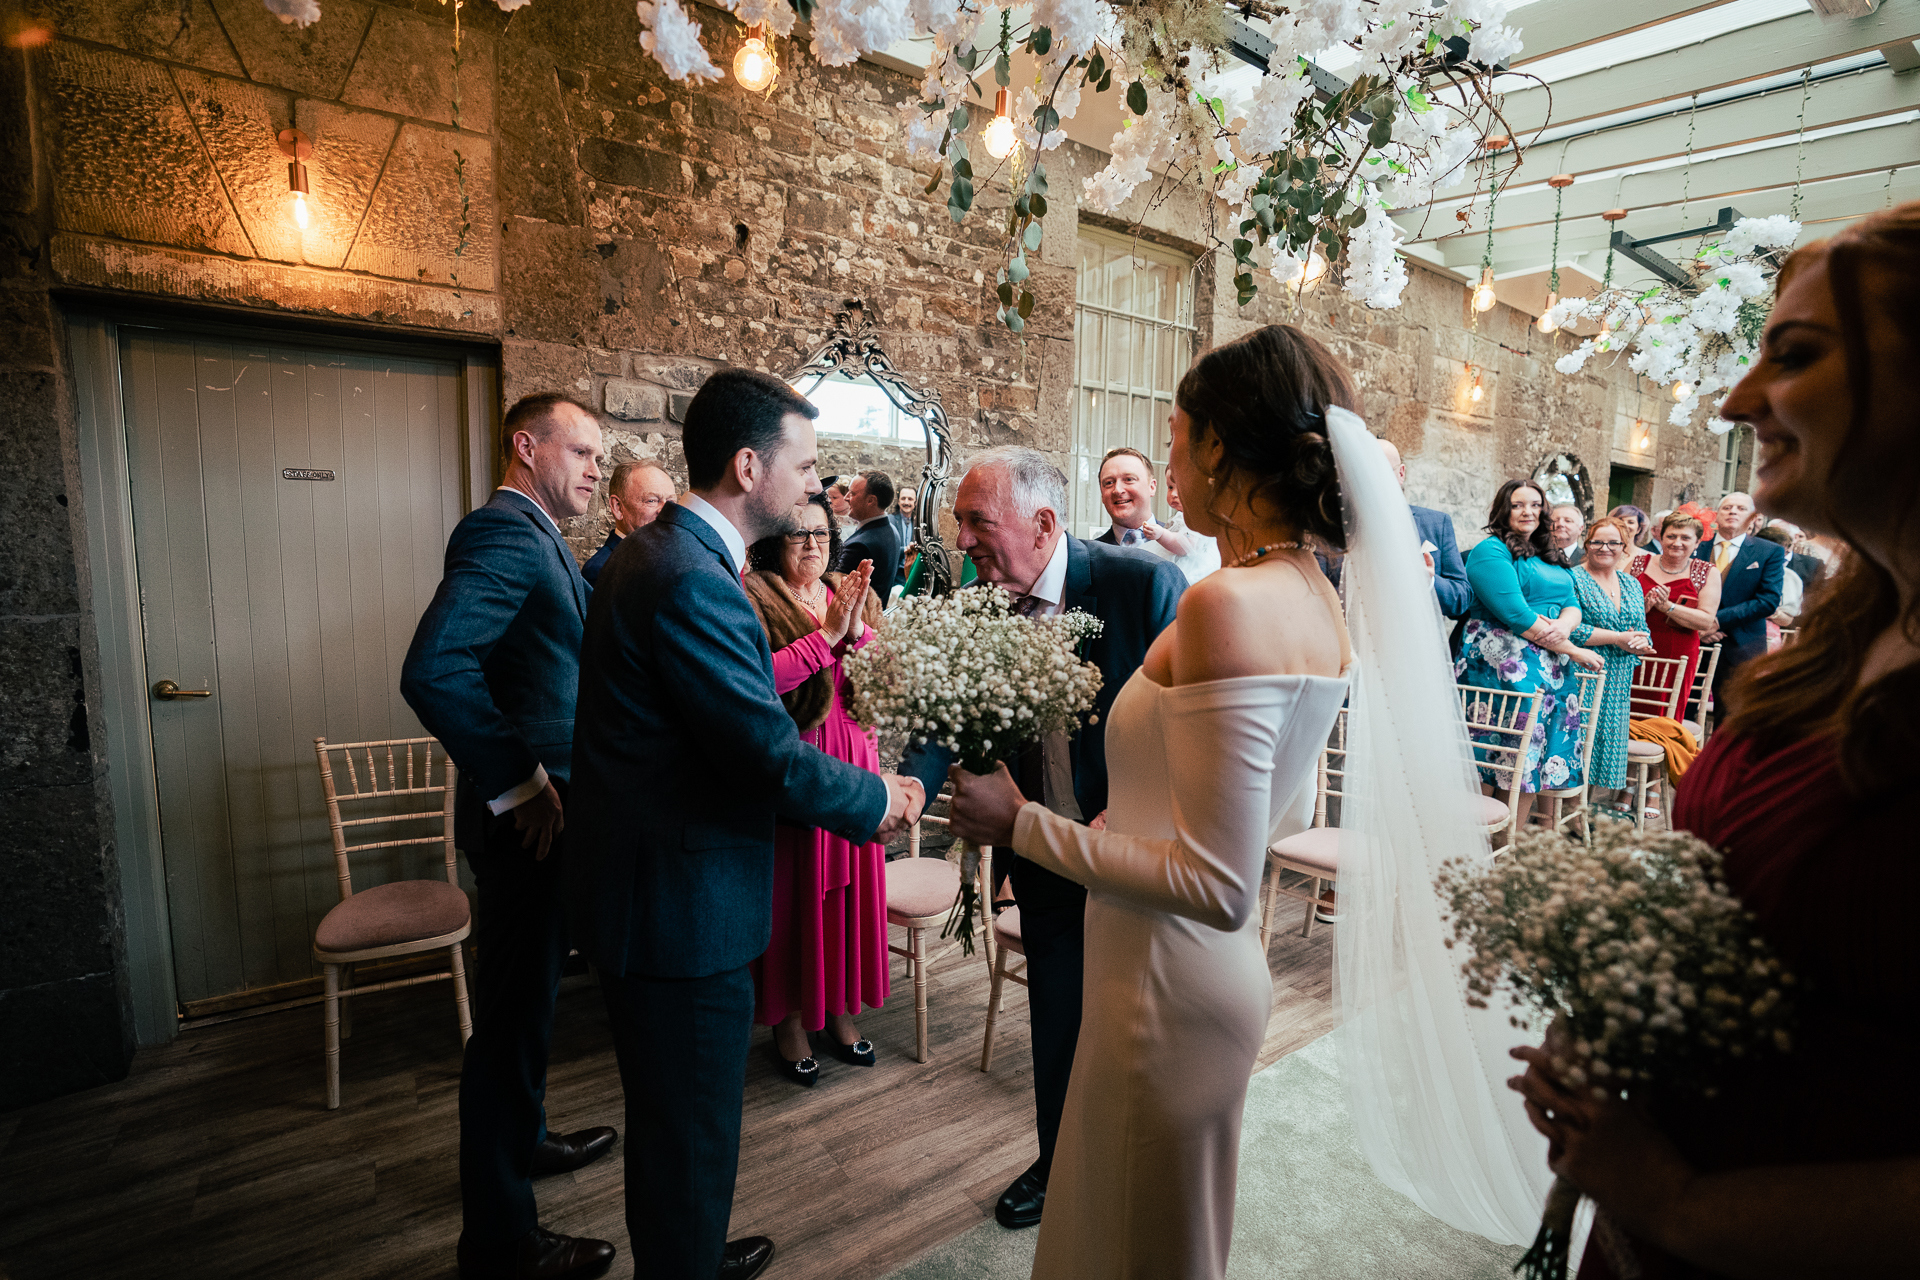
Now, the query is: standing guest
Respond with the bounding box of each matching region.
[567,369,924,1280]
[1632,513,1723,720]
[1766,518,1827,590]
[1095,447,1190,555]
[1378,438,1473,619]
[1568,517,1656,801]
[835,470,904,604]
[1552,503,1587,567]
[900,446,1185,1233]
[581,461,675,586]
[1753,526,1806,627]
[888,484,917,551]
[1610,503,1657,556]
[1509,201,1920,1280]
[824,477,853,529]
[1694,491,1784,715]
[1456,479,1601,832]
[401,393,619,1280]
[742,494,889,1085]
[1138,473,1221,583]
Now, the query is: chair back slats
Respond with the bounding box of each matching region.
[1456,684,1544,794]
[1310,708,1348,826]
[1572,669,1605,777]
[1628,655,1689,722]
[314,736,459,904]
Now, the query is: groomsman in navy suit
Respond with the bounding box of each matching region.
[1377,439,1472,620]
[1694,490,1784,713]
[567,369,925,1280]
[402,393,620,1280]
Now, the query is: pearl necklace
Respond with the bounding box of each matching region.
[792,580,829,612]
[1226,540,1306,569]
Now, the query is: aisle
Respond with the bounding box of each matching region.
[886,1031,1525,1280]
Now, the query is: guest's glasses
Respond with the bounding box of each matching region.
[1586,539,1626,550]
[784,530,833,545]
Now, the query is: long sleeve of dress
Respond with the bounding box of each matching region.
[1465,540,1541,633]
[1010,679,1297,933]
[770,629,834,695]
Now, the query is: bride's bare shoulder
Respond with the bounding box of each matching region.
[1169,562,1346,685]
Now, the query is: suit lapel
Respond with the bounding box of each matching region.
[494,489,589,620]
[659,502,742,583]
[1062,537,1098,647]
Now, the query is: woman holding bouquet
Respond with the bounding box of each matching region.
[743,493,889,1085]
[1511,205,1920,1276]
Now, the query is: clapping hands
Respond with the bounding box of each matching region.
[823,560,874,645]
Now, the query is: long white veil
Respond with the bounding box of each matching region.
[1323,405,1552,1244]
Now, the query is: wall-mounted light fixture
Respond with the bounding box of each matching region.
[983,88,1018,160]
[1465,364,1485,404]
[1635,419,1652,452]
[277,128,313,231]
[733,24,777,93]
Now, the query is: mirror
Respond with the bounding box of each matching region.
[1532,451,1593,521]
[790,302,956,597]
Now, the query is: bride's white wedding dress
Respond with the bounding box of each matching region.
[1010,667,1348,1279]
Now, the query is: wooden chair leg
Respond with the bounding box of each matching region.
[1633,764,1649,831]
[1300,875,1319,939]
[912,923,930,1065]
[1260,856,1281,953]
[449,941,473,1047]
[981,948,1006,1073]
[323,964,341,1111]
[339,961,355,1040]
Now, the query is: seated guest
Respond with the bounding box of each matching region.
[1379,438,1473,619]
[581,460,674,586]
[1568,517,1655,802]
[743,493,889,1086]
[1632,513,1723,720]
[1509,199,1920,1280]
[1457,479,1601,831]
[836,470,904,604]
[1610,503,1657,557]
[1695,491,1784,715]
[1136,473,1220,582]
[1551,502,1587,566]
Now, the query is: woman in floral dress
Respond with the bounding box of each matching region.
[1568,516,1657,797]
[1457,480,1603,829]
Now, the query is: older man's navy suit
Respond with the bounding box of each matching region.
[400,487,588,1252]
[567,501,890,1277]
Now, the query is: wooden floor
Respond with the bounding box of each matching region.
[0,913,1333,1280]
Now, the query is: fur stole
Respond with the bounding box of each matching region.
[743,570,885,733]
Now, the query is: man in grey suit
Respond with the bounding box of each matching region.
[402,394,620,1280]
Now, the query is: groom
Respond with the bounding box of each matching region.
[567,368,925,1279]
[904,445,1184,1229]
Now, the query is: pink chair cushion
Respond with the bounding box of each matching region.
[1681,719,1703,740]
[1626,740,1666,762]
[886,857,960,921]
[1475,795,1513,827]
[993,906,1025,955]
[1269,827,1346,875]
[315,879,469,955]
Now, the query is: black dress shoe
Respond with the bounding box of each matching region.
[817,1032,876,1067]
[994,1162,1048,1229]
[771,1043,819,1087]
[718,1235,775,1280]
[456,1226,615,1280]
[531,1126,618,1178]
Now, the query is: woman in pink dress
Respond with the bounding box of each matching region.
[743,492,889,1085]
[1632,511,1722,714]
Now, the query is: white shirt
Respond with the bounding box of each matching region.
[1139,512,1221,583]
[1710,531,1746,568]
[1022,531,1071,617]
[1016,534,1083,821]
[677,491,749,575]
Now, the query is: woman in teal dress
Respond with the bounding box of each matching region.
[1568,516,1657,796]
[1456,480,1604,830]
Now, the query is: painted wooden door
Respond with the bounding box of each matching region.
[121,329,468,1007]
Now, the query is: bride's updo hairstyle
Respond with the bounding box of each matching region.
[1174,324,1360,551]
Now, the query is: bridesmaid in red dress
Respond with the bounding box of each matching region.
[1509,203,1920,1277]
[743,493,889,1085]
[1632,512,1722,711]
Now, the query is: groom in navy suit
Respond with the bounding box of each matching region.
[402,393,620,1280]
[902,446,1185,1231]
[567,369,925,1280]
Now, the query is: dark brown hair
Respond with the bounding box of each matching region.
[1099,446,1154,476]
[1659,512,1704,538]
[1485,479,1566,566]
[1173,324,1357,550]
[502,392,592,459]
[1721,201,1920,794]
[747,491,840,573]
[682,368,818,489]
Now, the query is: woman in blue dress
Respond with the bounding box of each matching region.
[1568,515,1658,800]
[1457,479,1604,829]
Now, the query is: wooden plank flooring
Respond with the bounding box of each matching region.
[0,917,1333,1280]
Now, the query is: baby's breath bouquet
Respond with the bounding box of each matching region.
[1436,821,1798,1280]
[846,587,1103,950]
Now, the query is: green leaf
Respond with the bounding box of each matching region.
[1006,312,1025,334]
[1027,165,1049,196]
[1014,194,1030,218]
[1035,105,1060,134]
[1030,192,1048,218]
[1298,156,1318,179]
[1028,25,1051,54]
[936,128,952,157]
[1212,158,1235,174]
[953,157,973,180]
[1127,80,1148,115]
[997,281,1015,306]
[996,52,1011,86]
[1023,221,1044,251]
[956,46,980,71]
[1368,117,1393,148]
[1405,85,1432,113]
[1232,237,1253,261]
[1097,69,1112,92]
[1087,50,1104,82]
[923,164,945,195]
[948,176,974,222]
[951,105,971,133]
[1017,290,1035,318]
[1008,254,1029,283]
[1344,207,1368,229]
[1208,95,1226,123]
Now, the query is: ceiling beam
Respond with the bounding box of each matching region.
[1495,6,1920,134]
[1432,63,1912,204]
[1506,0,1744,66]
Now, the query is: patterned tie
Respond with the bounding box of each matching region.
[1016,594,1041,618]
[1121,526,1143,546]
[1714,539,1734,575]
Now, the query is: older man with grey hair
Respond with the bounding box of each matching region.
[901,445,1185,1233]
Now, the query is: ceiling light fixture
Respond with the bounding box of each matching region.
[1472,266,1498,313]
[733,24,776,93]
[277,127,313,231]
[1672,380,1693,401]
[983,88,1018,160]
[1290,249,1330,294]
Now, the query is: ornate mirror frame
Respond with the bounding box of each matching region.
[1532,451,1594,522]
[792,301,957,597]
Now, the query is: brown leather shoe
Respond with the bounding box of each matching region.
[718,1236,775,1280]
[530,1125,618,1178]
[457,1226,616,1280]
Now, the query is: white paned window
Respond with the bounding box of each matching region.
[794,371,929,445]
[1718,425,1743,497]
[1070,227,1195,537]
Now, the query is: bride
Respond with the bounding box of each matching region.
[949,324,1356,1278]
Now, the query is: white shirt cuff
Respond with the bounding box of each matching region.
[488,764,549,815]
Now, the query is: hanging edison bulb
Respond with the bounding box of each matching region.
[982,88,1018,160]
[1672,380,1694,401]
[1289,248,1330,293]
[1465,364,1485,403]
[1537,291,1559,333]
[733,24,777,93]
[277,128,314,232]
[1472,266,1498,312]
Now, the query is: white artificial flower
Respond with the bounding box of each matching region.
[1344,200,1408,308]
[1556,343,1595,376]
[638,0,723,82]
[1030,0,1100,58]
[906,0,963,42]
[810,0,914,67]
[496,0,534,10]
[1718,260,1767,299]
[263,0,321,26]
[735,0,798,36]
[1720,215,1801,258]
[1236,69,1314,158]
[902,106,947,157]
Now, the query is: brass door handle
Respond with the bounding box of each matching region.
[153,680,213,700]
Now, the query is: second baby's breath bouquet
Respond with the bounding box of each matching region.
[846,588,1103,950]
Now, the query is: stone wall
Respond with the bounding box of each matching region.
[1,0,1734,1106]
